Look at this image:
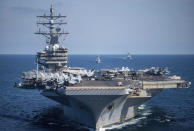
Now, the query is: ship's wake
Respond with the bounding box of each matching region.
[3,104,173,131]
[99,104,150,131]
[0,103,176,131]
[99,104,176,131]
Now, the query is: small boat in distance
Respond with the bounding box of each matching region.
[96,56,101,63]
[127,52,132,59]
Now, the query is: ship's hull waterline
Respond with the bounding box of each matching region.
[41,89,161,129]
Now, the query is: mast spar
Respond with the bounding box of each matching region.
[35,5,69,45]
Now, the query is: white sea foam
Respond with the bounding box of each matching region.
[99,116,147,131]
[138,104,145,110]
[99,105,153,131]
[142,112,152,116]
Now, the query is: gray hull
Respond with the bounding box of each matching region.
[41,89,161,129]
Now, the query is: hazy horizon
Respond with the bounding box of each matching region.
[0,53,193,55]
[1,0,194,55]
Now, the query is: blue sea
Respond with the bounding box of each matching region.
[0,55,194,131]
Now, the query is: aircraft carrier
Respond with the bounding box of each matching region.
[15,6,191,130]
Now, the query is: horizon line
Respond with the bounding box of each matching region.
[0,53,194,55]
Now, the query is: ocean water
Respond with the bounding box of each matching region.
[0,54,194,131]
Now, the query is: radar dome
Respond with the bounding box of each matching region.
[50,20,54,24]
[45,46,49,50]
[56,27,61,32]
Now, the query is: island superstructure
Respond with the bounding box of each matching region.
[35,5,69,72]
[15,6,191,130]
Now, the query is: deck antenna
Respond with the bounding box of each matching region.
[36,57,39,81]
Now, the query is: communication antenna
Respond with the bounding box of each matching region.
[35,5,69,45]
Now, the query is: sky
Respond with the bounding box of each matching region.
[0,0,194,55]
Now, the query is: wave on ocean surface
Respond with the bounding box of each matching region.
[0,55,194,131]
[99,105,151,131]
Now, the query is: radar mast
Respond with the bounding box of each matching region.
[35,5,69,72]
[35,5,69,45]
